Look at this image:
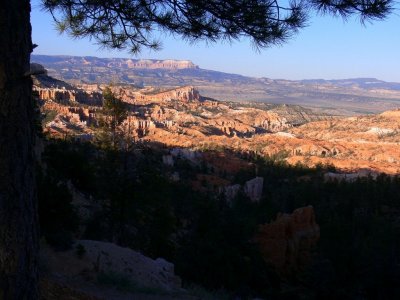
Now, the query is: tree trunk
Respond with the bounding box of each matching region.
[0,1,39,299]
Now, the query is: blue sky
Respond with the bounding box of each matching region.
[31,1,400,82]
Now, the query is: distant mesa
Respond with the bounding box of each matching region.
[123,58,198,70]
[32,54,198,70]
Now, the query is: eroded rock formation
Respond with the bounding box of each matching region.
[37,72,400,174]
[121,116,156,137]
[146,86,201,103]
[254,206,320,277]
[244,177,264,202]
[222,184,241,202]
[35,87,102,105]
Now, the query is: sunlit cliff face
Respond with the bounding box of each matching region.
[36,72,400,176]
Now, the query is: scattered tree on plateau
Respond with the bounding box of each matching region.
[97,87,128,149]
[0,0,394,298]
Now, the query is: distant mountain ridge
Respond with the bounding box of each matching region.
[300,78,400,91]
[32,55,198,70]
[31,54,400,115]
[32,54,400,87]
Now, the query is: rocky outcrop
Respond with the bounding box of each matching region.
[106,86,201,105]
[254,206,320,277]
[162,155,174,166]
[83,240,181,291]
[170,148,201,163]
[35,87,102,105]
[43,102,97,127]
[209,111,290,137]
[36,88,74,103]
[222,184,241,202]
[211,119,255,137]
[323,170,378,182]
[253,115,291,132]
[244,177,264,202]
[122,116,156,137]
[146,86,201,103]
[43,240,182,292]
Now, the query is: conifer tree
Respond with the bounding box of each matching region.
[97,87,128,149]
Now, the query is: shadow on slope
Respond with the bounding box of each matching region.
[38,137,400,299]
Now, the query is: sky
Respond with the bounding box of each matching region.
[31,1,400,82]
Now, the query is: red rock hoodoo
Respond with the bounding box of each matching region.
[254,206,320,277]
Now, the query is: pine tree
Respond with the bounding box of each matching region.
[97,87,128,149]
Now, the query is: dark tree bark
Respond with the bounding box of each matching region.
[0,1,39,299]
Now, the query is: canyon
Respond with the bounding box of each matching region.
[36,69,400,176]
[32,55,400,115]
[34,63,400,299]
